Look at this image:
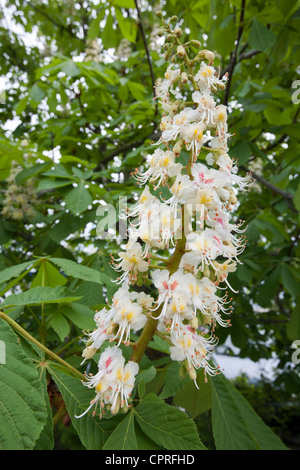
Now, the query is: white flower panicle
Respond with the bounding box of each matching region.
[78,16,250,418]
[76,346,139,418]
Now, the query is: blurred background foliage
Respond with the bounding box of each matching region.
[0,0,299,449]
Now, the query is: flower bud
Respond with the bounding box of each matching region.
[82,346,97,361]
[173,138,184,156]
[190,317,199,330]
[198,49,215,63]
[177,45,186,57]
[181,71,188,84]
[187,365,197,381]
[174,26,183,37]
[229,191,238,205]
[190,40,201,49]
[164,50,171,61]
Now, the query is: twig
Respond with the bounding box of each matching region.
[134,0,158,114]
[94,131,158,170]
[221,48,261,76]
[224,0,246,105]
[241,165,297,210]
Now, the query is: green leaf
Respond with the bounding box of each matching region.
[127,81,146,101]
[135,365,157,387]
[33,367,54,450]
[256,266,281,307]
[103,410,138,450]
[159,362,190,399]
[2,286,82,308]
[0,319,47,449]
[74,280,105,307]
[87,11,105,39]
[37,178,74,191]
[50,258,104,284]
[47,364,121,450]
[15,162,52,185]
[60,59,80,77]
[0,260,36,285]
[287,295,300,341]
[31,260,68,288]
[135,422,162,450]
[293,182,300,218]
[281,265,299,298]
[134,394,206,450]
[62,303,95,330]
[173,371,212,418]
[248,19,277,52]
[210,374,288,450]
[112,0,135,8]
[115,7,137,42]
[229,140,251,165]
[65,181,93,215]
[138,379,146,399]
[29,83,45,104]
[50,313,70,341]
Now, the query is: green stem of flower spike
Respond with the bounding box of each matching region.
[0,310,86,381]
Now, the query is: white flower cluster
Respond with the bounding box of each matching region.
[78,31,251,418]
[76,346,139,418]
[1,160,37,222]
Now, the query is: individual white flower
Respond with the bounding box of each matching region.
[212,259,238,293]
[170,326,218,383]
[123,186,157,220]
[164,294,196,335]
[194,61,227,92]
[113,299,147,345]
[179,251,200,275]
[110,360,139,414]
[214,105,228,135]
[192,90,216,127]
[180,121,207,156]
[185,229,222,270]
[215,153,234,172]
[193,187,220,226]
[111,239,149,284]
[133,149,182,187]
[164,174,196,213]
[155,64,181,98]
[151,269,185,318]
[160,107,199,143]
[136,291,154,310]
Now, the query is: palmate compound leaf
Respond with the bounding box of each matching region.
[47,363,123,450]
[134,393,206,450]
[0,319,48,450]
[1,286,82,308]
[210,373,288,450]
